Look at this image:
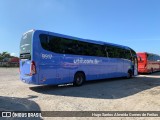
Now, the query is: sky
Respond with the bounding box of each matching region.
[0,0,160,57]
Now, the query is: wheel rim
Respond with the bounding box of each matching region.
[76,75,83,85]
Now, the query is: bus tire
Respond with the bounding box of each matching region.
[127,70,132,79]
[73,72,85,86]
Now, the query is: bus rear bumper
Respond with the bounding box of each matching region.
[138,68,149,73]
[20,75,38,85]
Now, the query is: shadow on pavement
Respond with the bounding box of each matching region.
[30,72,160,99]
[0,96,42,120]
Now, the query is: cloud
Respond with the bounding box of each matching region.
[11,53,16,56]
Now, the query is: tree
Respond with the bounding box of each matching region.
[0,52,11,61]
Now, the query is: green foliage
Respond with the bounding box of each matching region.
[0,52,11,61]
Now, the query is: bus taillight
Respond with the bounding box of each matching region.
[30,61,36,75]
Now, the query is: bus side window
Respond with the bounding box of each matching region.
[48,36,62,53]
[40,34,50,51]
[106,46,114,58]
[77,41,88,56]
[124,50,131,60]
[104,46,108,57]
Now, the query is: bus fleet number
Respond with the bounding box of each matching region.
[42,54,53,59]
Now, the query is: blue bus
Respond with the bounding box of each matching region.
[20,29,138,86]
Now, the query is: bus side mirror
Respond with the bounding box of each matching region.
[137,55,142,62]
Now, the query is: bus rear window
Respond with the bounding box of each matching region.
[20,31,33,54]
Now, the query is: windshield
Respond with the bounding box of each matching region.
[20,31,33,54]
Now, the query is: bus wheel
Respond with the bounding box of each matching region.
[127,70,132,79]
[73,72,85,86]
